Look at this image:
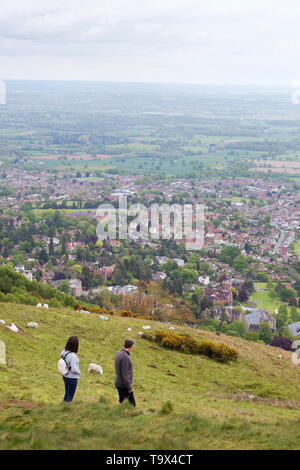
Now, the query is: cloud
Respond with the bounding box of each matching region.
[0,0,299,84]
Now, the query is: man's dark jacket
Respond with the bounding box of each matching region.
[114,349,133,391]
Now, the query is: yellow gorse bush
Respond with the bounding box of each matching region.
[73,302,114,315]
[143,330,238,363]
[120,309,149,320]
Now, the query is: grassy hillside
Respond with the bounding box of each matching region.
[1,302,300,449]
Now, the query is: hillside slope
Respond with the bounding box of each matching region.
[1,302,300,450]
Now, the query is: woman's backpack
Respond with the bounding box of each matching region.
[58,352,71,375]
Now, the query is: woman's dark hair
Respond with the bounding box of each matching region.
[65,336,79,353]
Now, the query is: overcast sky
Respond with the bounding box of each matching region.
[0,0,300,85]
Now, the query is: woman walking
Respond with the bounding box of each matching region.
[61,336,81,402]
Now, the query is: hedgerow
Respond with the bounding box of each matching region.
[143,330,238,363]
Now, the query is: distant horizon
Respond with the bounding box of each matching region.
[1,78,293,90]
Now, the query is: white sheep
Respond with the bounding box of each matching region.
[169,326,175,330]
[79,309,90,314]
[36,303,42,308]
[7,323,18,333]
[138,331,144,336]
[127,327,132,331]
[99,315,108,320]
[27,322,39,330]
[142,325,151,330]
[88,363,103,374]
[0,320,5,324]
[278,354,282,359]
[43,304,49,309]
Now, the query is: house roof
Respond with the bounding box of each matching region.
[288,321,300,336]
[244,309,270,326]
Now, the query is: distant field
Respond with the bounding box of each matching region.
[253,160,300,168]
[31,154,115,160]
[250,160,300,175]
[23,132,264,174]
[31,159,116,171]
[253,282,268,290]
[223,197,251,204]
[92,150,262,175]
[32,208,94,217]
[287,176,300,182]
[80,176,104,182]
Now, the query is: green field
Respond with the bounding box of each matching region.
[1,303,300,449]
[293,240,300,255]
[26,145,263,175]
[223,197,251,204]
[252,283,299,315]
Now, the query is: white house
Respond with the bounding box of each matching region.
[198,276,210,286]
[172,258,185,267]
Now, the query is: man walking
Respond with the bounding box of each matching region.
[114,339,136,407]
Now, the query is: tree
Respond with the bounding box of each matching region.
[279,325,293,340]
[288,297,297,306]
[200,296,212,313]
[0,274,13,294]
[113,262,129,285]
[289,306,300,323]
[276,304,288,330]
[80,266,95,290]
[39,248,48,264]
[168,271,183,296]
[245,331,259,342]
[278,304,288,317]
[198,318,219,331]
[181,268,198,284]
[244,242,252,253]
[230,320,247,338]
[233,255,248,273]
[61,236,67,255]
[220,246,241,266]
[191,287,204,308]
[256,272,269,282]
[294,280,300,294]
[53,272,66,281]
[279,287,294,302]
[243,280,254,293]
[276,313,286,330]
[59,280,70,294]
[270,336,292,351]
[75,246,85,262]
[49,237,54,256]
[238,288,248,302]
[258,322,272,344]
[268,289,277,301]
